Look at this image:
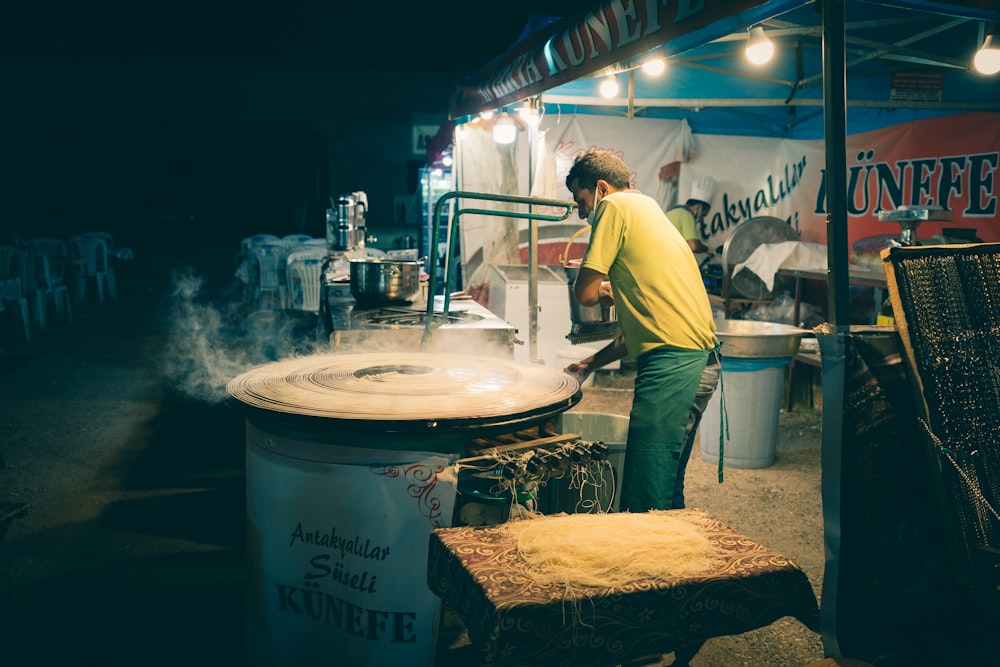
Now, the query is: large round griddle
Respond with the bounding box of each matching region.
[722,216,800,300]
[227,352,581,435]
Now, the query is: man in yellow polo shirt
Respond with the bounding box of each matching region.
[564,150,720,512]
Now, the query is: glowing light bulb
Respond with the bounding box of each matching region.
[599,75,619,98]
[974,35,1000,75]
[642,57,666,76]
[493,114,516,144]
[745,26,774,65]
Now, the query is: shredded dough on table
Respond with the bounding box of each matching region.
[502,512,722,588]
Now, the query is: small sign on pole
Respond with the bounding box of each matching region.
[412,125,438,158]
[890,70,943,103]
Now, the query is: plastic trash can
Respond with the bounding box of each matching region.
[700,356,791,469]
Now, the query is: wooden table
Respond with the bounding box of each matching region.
[428,508,820,667]
[776,266,887,326]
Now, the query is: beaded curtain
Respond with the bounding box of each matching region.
[883,243,1000,572]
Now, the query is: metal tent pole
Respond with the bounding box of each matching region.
[819,0,851,658]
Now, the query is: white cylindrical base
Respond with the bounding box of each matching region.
[244,421,457,667]
[700,358,790,469]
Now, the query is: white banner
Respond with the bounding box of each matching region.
[681,134,825,252]
[454,112,1000,298]
[455,115,694,292]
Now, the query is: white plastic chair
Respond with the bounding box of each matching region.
[239,234,280,261]
[286,248,327,313]
[0,244,32,342]
[281,233,313,244]
[23,238,73,328]
[68,234,117,304]
[303,237,327,247]
[247,241,295,311]
[81,231,115,249]
[236,234,281,285]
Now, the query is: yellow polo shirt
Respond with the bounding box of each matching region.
[581,191,717,358]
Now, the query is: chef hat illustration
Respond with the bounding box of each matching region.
[688,175,717,205]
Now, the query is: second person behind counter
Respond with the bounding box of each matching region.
[665,175,716,255]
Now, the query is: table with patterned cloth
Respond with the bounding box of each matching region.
[427,508,820,667]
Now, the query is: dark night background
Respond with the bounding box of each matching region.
[0,1,581,257]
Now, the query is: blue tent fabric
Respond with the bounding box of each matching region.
[452,0,1000,138]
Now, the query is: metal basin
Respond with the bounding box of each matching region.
[716,319,808,358]
[349,258,423,305]
[564,265,616,326]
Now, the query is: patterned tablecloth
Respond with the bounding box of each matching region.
[428,508,820,667]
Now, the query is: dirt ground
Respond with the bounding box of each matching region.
[0,247,825,666]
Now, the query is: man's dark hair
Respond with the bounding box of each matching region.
[566,150,631,191]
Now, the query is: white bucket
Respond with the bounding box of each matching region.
[700,357,791,469]
[551,412,630,512]
[244,421,458,666]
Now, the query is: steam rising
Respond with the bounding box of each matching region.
[162,268,325,404]
[161,268,518,405]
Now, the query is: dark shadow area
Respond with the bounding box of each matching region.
[3,554,249,667]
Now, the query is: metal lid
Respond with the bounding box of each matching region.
[227,352,581,434]
[721,216,800,300]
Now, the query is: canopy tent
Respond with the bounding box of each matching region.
[447,0,1000,325]
[451,0,1000,139]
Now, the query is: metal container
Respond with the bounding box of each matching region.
[349,257,423,305]
[564,265,615,325]
[715,319,808,358]
[228,353,580,667]
[326,192,368,251]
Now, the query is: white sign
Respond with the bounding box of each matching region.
[412,125,439,157]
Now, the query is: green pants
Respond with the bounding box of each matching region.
[620,345,708,512]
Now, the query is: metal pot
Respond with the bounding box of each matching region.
[564,265,615,325]
[349,258,423,305]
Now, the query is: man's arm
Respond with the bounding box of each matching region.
[563,334,627,384]
[573,266,609,307]
[687,238,709,253]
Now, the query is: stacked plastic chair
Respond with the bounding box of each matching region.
[68,233,118,304]
[286,247,327,313]
[23,238,74,329]
[0,244,31,342]
[247,240,295,311]
[239,234,280,265]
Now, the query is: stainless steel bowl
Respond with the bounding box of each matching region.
[349,258,423,305]
[715,319,808,358]
[563,265,615,326]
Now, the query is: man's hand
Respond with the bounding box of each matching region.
[598,280,614,306]
[564,359,594,385]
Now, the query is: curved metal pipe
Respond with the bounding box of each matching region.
[423,191,576,344]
